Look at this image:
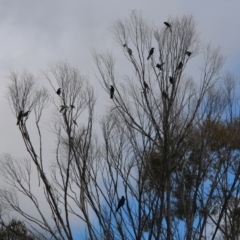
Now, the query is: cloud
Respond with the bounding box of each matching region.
[0,1,240,236]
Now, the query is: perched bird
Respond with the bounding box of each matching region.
[147,48,154,60]
[162,90,169,100]
[56,88,61,95]
[22,111,30,117]
[70,104,75,109]
[123,44,132,55]
[116,196,125,212]
[185,51,192,57]
[164,22,172,31]
[73,120,78,126]
[16,110,23,125]
[169,77,174,84]
[156,63,164,70]
[23,132,29,139]
[60,105,68,112]
[110,85,114,99]
[144,81,150,90]
[21,111,30,123]
[127,48,132,56]
[176,62,183,71]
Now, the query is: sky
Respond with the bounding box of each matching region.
[0,0,240,236]
[1,1,240,154]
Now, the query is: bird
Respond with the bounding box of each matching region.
[176,62,183,71]
[147,48,154,60]
[70,104,75,109]
[123,44,132,56]
[16,110,23,125]
[116,196,125,212]
[110,85,114,99]
[127,48,132,56]
[169,77,174,84]
[156,63,164,70]
[56,88,61,95]
[185,51,192,57]
[162,90,169,100]
[60,105,68,112]
[144,81,150,90]
[164,22,172,31]
[73,120,78,126]
[22,111,30,117]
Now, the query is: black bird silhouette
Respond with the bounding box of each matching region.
[22,111,30,117]
[176,62,183,71]
[169,77,174,84]
[56,88,61,95]
[185,51,192,57]
[116,196,125,212]
[70,104,75,109]
[16,110,23,125]
[123,44,132,56]
[162,90,169,100]
[110,85,114,99]
[144,81,150,90]
[127,48,132,56]
[147,48,154,60]
[156,63,164,70]
[60,105,68,112]
[164,22,172,31]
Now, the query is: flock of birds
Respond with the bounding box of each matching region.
[16,84,125,212]
[16,87,78,126]
[109,22,192,212]
[16,21,191,214]
[111,21,192,103]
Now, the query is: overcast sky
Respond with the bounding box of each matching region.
[1,1,240,153]
[0,0,240,232]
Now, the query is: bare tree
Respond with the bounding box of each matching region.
[1,12,240,240]
[94,12,240,240]
[1,63,101,240]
